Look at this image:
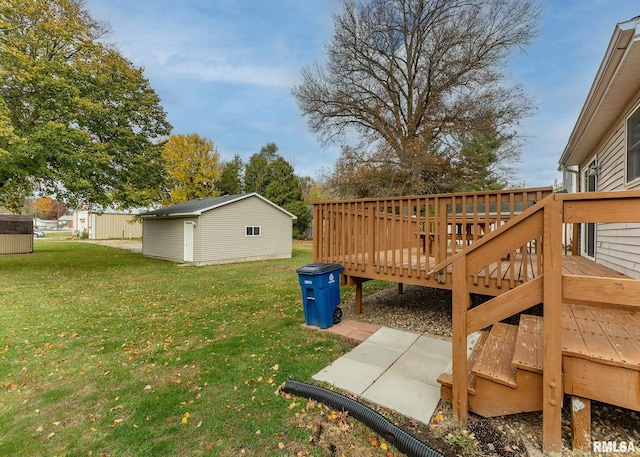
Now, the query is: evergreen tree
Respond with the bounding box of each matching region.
[219,154,244,195]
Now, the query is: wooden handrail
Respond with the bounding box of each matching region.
[428,193,554,275]
[447,190,640,453]
[313,188,553,286]
[447,194,554,434]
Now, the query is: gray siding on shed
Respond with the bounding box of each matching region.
[142,216,198,262]
[196,195,292,264]
[141,194,293,265]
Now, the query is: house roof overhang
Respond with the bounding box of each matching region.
[559,16,640,168]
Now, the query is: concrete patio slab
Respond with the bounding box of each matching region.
[363,326,420,351]
[342,342,405,369]
[387,347,449,386]
[313,326,453,424]
[361,370,442,425]
[312,355,387,395]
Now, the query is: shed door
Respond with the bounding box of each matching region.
[184,221,194,263]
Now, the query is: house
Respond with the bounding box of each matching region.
[73,209,143,239]
[0,214,33,254]
[140,193,297,265]
[34,218,58,230]
[559,15,640,278]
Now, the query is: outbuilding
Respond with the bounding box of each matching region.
[73,209,142,239]
[0,215,33,254]
[140,193,297,265]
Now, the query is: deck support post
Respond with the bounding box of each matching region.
[451,257,469,425]
[542,198,563,455]
[398,283,403,295]
[571,396,591,452]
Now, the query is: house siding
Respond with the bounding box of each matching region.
[197,195,292,264]
[586,93,640,278]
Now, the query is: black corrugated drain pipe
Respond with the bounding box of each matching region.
[282,380,444,457]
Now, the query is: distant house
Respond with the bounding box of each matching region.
[73,209,143,239]
[140,193,297,265]
[559,16,640,278]
[0,215,33,254]
[34,218,58,230]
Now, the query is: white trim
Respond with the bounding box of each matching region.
[195,193,297,219]
[245,225,261,237]
[625,102,640,187]
[140,193,298,220]
[581,157,597,260]
[183,221,195,263]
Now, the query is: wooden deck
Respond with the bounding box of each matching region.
[562,303,640,368]
[338,247,627,306]
[315,189,640,453]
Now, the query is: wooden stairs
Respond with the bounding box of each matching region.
[438,315,545,418]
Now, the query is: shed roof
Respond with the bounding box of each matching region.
[559,16,640,167]
[0,214,32,222]
[140,193,297,219]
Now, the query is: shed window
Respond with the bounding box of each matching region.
[627,107,640,182]
[245,226,261,236]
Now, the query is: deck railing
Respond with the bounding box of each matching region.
[313,187,553,289]
[438,190,640,454]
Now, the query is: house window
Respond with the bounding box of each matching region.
[627,107,640,182]
[245,226,261,236]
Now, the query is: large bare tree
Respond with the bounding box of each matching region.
[293,0,541,197]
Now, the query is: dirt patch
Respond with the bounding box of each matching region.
[279,385,534,457]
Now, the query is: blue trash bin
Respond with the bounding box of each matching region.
[296,263,344,329]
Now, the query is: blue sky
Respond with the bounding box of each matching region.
[85,0,639,190]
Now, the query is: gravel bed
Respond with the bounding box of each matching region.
[340,284,640,456]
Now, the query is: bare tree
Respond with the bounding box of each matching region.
[293,0,541,197]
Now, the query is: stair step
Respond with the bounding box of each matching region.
[512,315,544,373]
[437,331,488,396]
[472,322,518,388]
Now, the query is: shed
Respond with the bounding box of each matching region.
[73,209,143,239]
[559,16,640,278]
[140,193,297,265]
[0,215,33,254]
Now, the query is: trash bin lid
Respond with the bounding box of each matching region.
[295,262,344,275]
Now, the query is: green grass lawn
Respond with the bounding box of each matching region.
[0,240,366,456]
